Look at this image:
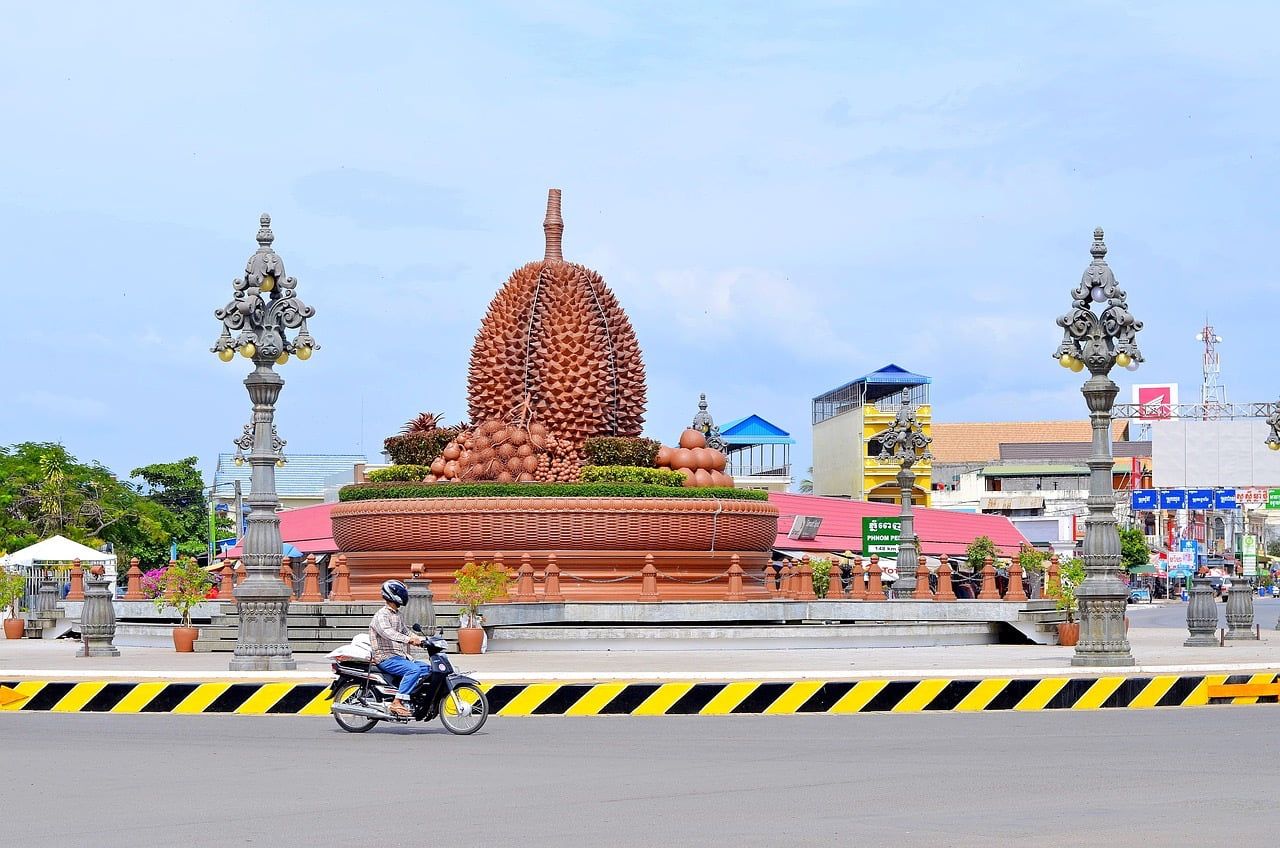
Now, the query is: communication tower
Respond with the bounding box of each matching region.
[1195,321,1226,418]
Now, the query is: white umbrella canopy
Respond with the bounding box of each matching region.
[2,535,115,568]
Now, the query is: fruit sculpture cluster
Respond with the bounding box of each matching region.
[428,417,583,483]
[656,429,735,488]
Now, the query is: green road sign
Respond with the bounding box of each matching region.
[862,517,902,556]
[1268,490,1280,510]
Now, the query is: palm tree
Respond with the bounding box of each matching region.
[799,466,814,494]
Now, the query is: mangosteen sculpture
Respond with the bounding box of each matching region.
[467,189,647,450]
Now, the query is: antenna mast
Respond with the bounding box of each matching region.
[1196,320,1226,419]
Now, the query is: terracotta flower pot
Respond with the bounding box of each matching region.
[457,626,484,655]
[1057,621,1080,647]
[3,618,24,640]
[172,626,198,653]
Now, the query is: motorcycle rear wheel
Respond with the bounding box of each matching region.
[332,682,380,733]
[439,682,488,735]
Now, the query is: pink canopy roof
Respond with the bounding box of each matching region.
[221,502,336,559]
[769,492,1030,557]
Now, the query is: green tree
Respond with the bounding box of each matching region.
[131,457,214,560]
[1119,527,1150,572]
[965,535,997,572]
[0,442,181,570]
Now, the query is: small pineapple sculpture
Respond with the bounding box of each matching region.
[467,189,647,455]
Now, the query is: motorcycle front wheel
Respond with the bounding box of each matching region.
[439,682,488,735]
[332,682,380,733]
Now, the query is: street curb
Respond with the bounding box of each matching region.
[2,671,1278,716]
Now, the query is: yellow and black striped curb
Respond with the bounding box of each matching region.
[3,673,1279,716]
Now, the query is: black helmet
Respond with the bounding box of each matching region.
[381,579,409,606]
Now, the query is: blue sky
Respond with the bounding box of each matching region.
[2,1,1277,484]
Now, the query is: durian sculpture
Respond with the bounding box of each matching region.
[467,189,647,453]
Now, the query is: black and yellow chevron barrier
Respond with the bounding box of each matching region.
[2,673,1277,716]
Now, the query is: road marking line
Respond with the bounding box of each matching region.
[764,681,824,714]
[235,683,295,714]
[1129,676,1178,709]
[496,683,560,716]
[892,679,950,713]
[1015,678,1069,711]
[955,678,1011,711]
[697,682,758,716]
[1072,677,1125,710]
[172,683,232,715]
[110,682,168,713]
[565,683,629,716]
[632,683,694,716]
[50,682,108,713]
[829,680,888,714]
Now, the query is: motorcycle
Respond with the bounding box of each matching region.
[327,624,490,735]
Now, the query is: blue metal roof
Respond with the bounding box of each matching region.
[213,453,367,499]
[719,414,795,445]
[813,363,931,403]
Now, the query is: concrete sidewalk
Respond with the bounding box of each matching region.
[3,605,1278,683]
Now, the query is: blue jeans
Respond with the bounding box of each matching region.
[377,656,433,698]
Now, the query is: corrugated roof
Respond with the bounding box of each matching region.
[213,453,366,499]
[931,420,1130,464]
[719,414,795,445]
[769,492,1029,557]
[814,363,931,402]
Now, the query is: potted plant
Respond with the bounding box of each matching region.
[1,570,26,639]
[154,557,212,652]
[452,560,512,654]
[1050,558,1085,646]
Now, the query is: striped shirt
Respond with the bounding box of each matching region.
[369,605,413,663]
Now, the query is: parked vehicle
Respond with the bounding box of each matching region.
[327,625,489,735]
[1127,587,1152,604]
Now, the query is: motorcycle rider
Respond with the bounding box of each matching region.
[370,579,429,718]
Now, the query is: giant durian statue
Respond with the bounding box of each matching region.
[430,190,646,484]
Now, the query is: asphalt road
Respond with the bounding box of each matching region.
[4,709,1278,847]
[1128,596,1280,629]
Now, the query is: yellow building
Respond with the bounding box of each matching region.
[811,364,932,505]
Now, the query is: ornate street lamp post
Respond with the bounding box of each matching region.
[873,391,932,596]
[211,214,318,671]
[1053,228,1141,666]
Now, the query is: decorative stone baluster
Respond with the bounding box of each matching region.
[724,554,746,602]
[299,554,323,602]
[639,555,659,601]
[827,559,846,600]
[913,556,932,600]
[1046,554,1061,597]
[164,559,178,599]
[935,554,956,601]
[866,555,886,601]
[1184,576,1218,647]
[67,559,85,602]
[978,556,1000,600]
[124,557,144,601]
[849,556,865,600]
[219,563,235,602]
[796,556,817,601]
[405,563,436,633]
[514,554,537,602]
[329,555,352,602]
[77,566,119,657]
[279,557,294,598]
[542,554,565,603]
[1005,560,1028,602]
